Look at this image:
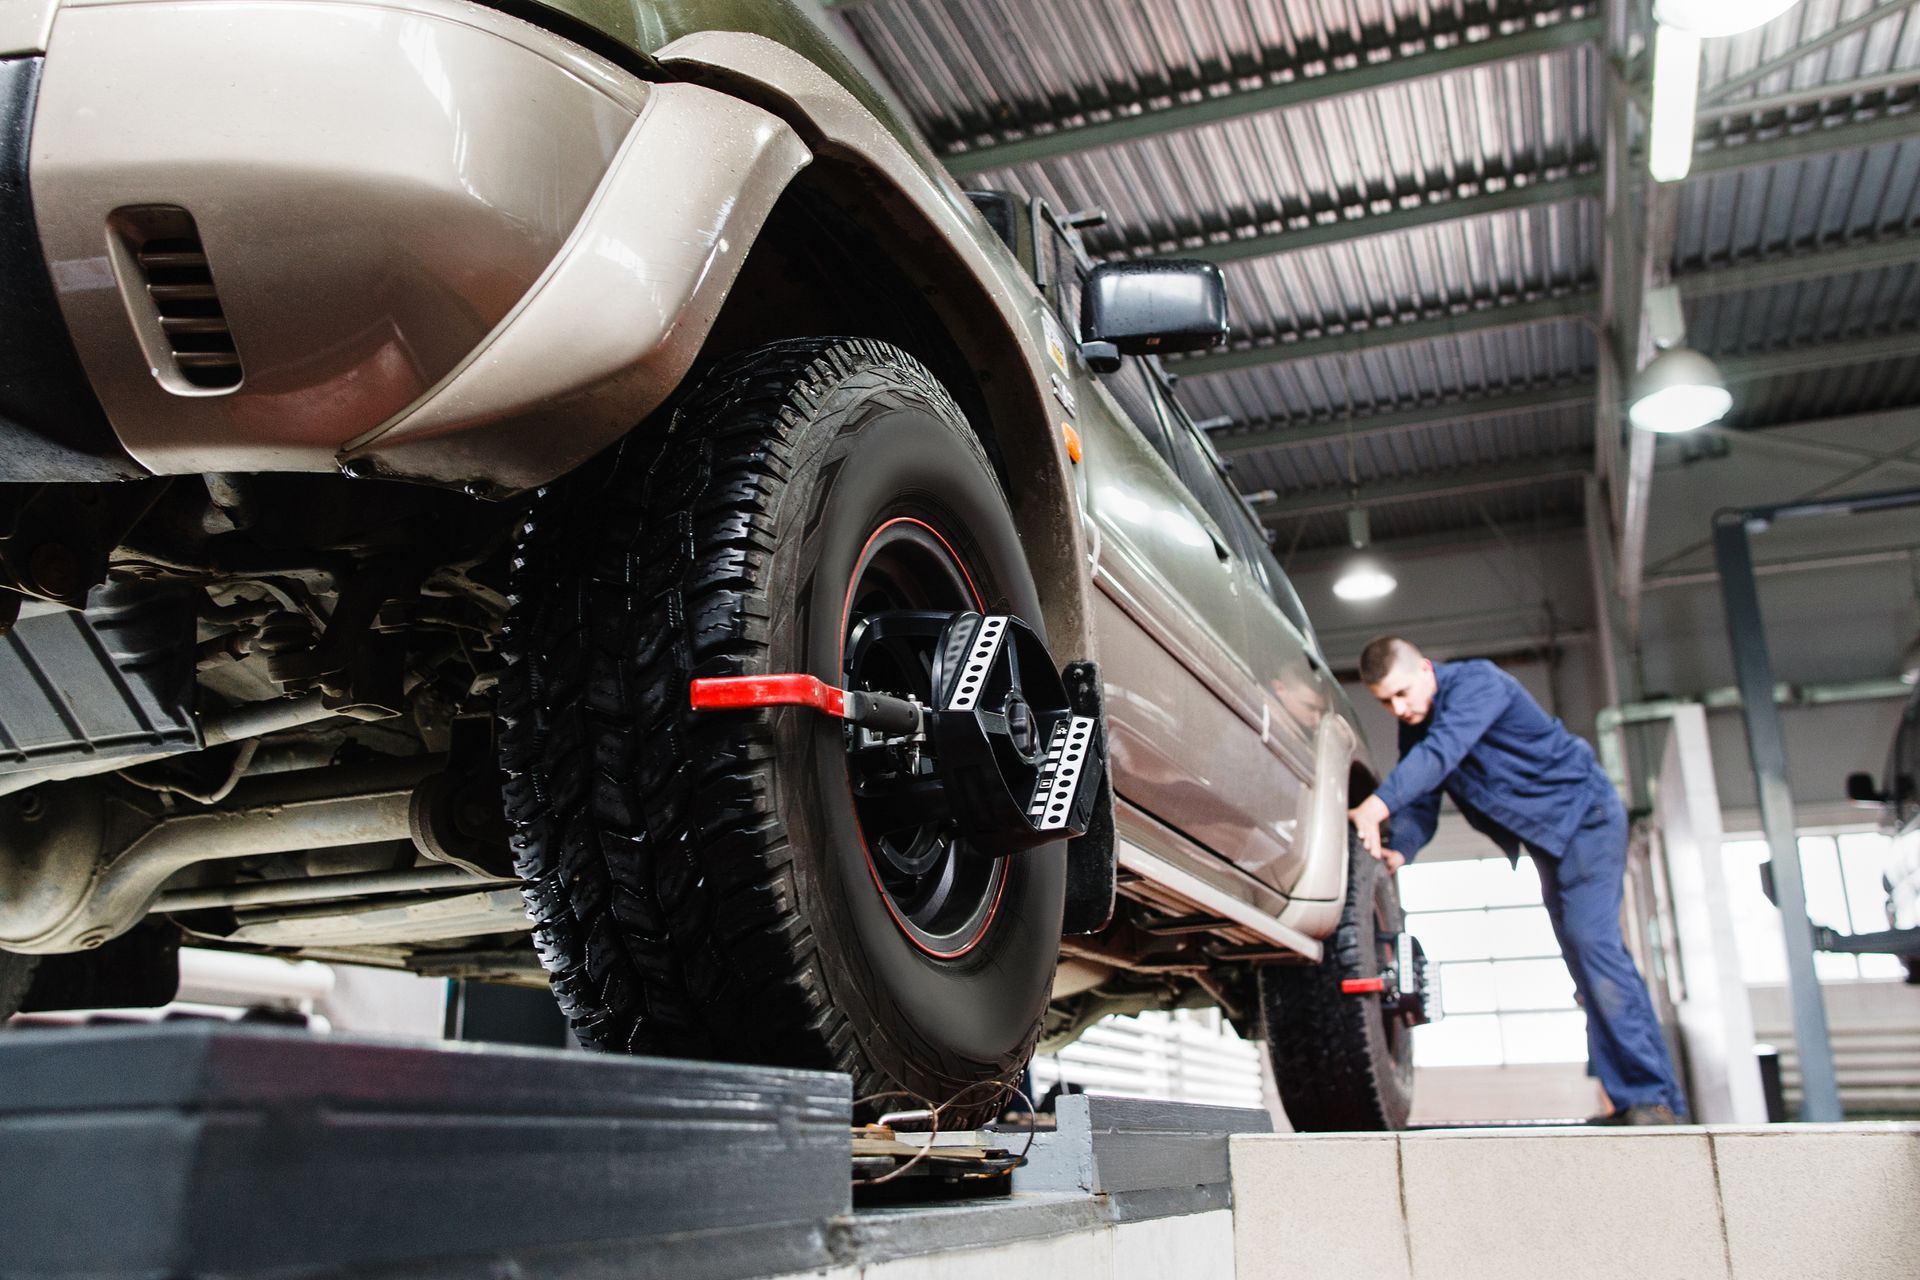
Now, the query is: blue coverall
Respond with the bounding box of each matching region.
[1374,659,1688,1115]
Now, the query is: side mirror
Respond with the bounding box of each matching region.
[1081,260,1230,367]
[1846,771,1884,805]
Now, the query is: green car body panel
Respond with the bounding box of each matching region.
[2,0,1371,984]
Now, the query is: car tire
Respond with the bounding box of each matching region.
[1260,833,1415,1131]
[0,950,37,1023]
[500,336,1065,1126]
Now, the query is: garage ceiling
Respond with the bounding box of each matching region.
[829,0,1920,603]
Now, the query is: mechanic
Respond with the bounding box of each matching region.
[1346,636,1688,1125]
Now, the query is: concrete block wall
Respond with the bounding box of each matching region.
[1232,1125,1920,1280]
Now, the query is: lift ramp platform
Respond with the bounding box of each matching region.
[0,1023,1259,1279]
[6,1023,1918,1280]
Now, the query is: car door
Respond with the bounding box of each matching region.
[1150,375,1338,889]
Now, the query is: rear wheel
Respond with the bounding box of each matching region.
[500,337,1064,1125]
[1261,835,1415,1130]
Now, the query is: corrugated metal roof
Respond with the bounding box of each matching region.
[1688,265,1920,352]
[1181,318,1596,426]
[1270,472,1589,554]
[1216,200,1599,342]
[1675,138,1920,268]
[844,0,1591,155]
[1728,350,1920,426]
[1700,0,1920,111]
[836,0,1920,544]
[1229,401,1593,494]
[957,45,1601,259]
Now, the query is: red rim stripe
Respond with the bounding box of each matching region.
[689,674,848,719]
[1340,977,1387,994]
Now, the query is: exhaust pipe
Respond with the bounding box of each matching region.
[1,760,439,955]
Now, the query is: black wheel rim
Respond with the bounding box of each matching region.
[843,518,1006,958]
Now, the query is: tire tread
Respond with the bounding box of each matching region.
[500,338,1033,1111]
[1261,837,1413,1131]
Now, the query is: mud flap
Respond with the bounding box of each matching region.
[1061,661,1114,935]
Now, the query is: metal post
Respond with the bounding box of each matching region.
[1711,512,1842,1121]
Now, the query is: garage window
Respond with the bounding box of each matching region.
[1721,830,1907,983]
[1397,855,1588,1068]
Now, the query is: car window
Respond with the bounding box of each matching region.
[1150,371,1320,648]
[1155,378,1249,546]
[1034,202,1086,340]
[964,190,1018,252]
[1256,542,1319,647]
[1098,362,1178,467]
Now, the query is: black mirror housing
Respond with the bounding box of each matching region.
[1846,771,1885,805]
[1081,259,1230,357]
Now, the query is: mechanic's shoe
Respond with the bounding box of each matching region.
[1587,1103,1682,1126]
[1621,1104,1682,1125]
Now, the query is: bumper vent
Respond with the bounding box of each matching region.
[110,206,243,393]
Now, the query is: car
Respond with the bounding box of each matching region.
[0,0,1427,1129]
[1846,677,1920,982]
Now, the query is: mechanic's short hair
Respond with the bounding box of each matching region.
[1358,636,1422,686]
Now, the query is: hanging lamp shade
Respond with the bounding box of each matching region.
[1628,346,1731,433]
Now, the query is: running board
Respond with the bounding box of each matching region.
[1116,838,1321,963]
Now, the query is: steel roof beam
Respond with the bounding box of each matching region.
[1699,0,1920,106]
[1717,331,1920,380]
[1130,172,1604,265]
[1702,70,1920,121]
[1226,385,1916,467]
[1180,292,1596,377]
[1677,235,1920,298]
[1213,322,1917,457]
[1284,520,1588,570]
[1253,456,1591,521]
[1216,385,1594,455]
[1692,110,1920,176]
[1255,406,1919,534]
[942,16,1604,176]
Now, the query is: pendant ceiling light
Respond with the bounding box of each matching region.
[1628,284,1730,433]
[1628,345,1732,433]
[1333,506,1396,602]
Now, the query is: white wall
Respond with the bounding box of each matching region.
[1283,516,1914,834]
[1292,530,1605,790]
[1629,426,1920,806]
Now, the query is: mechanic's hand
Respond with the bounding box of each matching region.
[1348,794,1390,861]
[1379,847,1406,874]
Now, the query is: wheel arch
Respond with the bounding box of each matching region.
[652,30,1093,663]
[1276,713,1367,941]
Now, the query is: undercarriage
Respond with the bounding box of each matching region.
[0,472,543,982]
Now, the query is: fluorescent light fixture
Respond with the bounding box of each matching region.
[1654,0,1804,37]
[1650,0,1807,180]
[1629,346,1732,432]
[1333,557,1397,602]
[1649,24,1703,182]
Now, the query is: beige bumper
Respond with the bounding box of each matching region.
[31,0,810,490]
